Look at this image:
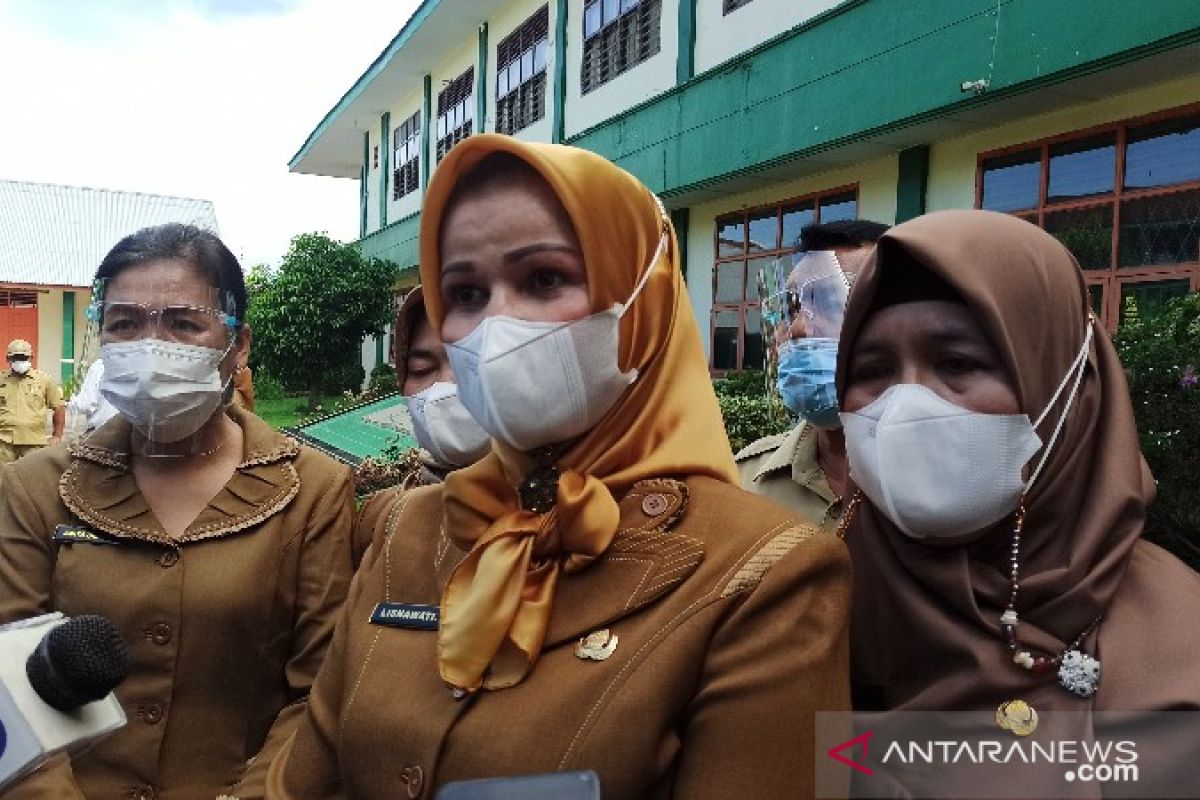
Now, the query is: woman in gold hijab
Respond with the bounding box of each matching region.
[837,210,1200,793]
[268,135,851,799]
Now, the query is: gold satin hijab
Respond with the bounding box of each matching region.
[419,135,737,692]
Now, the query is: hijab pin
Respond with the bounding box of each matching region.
[575,629,619,661]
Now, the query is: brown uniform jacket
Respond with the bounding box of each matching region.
[267,475,852,799]
[735,423,843,535]
[0,408,355,800]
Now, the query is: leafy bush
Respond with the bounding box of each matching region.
[713,371,791,452]
[1112,293,1200,571]
[253,372,286,402]
[369,363,398,395]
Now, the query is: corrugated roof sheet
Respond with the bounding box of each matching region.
[0,179,219,288]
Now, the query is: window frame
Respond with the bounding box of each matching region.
[581,0,661,95]
[710,184,860,374]
[436,67,475,162]
[496,5,550,136]
[391,110,422,201]
[723,0,755,14]
[976,101,1200,329]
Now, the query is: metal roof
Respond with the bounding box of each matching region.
[0,179,219,288]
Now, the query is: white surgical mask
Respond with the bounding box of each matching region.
[407,382,491,468]
[446,229,667,452]
[840,323,1093,543]
[10,360,31,375]
[99,339,231,443]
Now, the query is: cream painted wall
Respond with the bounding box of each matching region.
[487,0,556,145]
[928,73,1200,213]
[385,85,428,224]
[693,0,840,75]
[31,288,90,386]
[565,0,679,138]
[684,154,898,358]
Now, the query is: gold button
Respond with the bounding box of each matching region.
[150,623,171,646]
[642,493,669,516]
[400,765,424,798]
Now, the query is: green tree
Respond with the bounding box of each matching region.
[248,233,398,407]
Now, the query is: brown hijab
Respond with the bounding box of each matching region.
[838,210,1200,716]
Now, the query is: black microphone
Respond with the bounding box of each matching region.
[25,615,130,712]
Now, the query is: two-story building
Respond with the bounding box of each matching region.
[291,0,1200,373]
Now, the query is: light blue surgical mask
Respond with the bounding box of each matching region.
[776,338,840,429]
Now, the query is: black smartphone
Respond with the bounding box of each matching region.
[435,770,602,800]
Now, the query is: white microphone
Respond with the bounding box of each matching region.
[0,613,129,790]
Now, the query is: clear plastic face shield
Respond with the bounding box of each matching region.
[84,276,241,456]
[759,250,853,427]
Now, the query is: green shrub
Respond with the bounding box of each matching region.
[713,371,792,453]
[253,372,286,402]
[369,363,398,395]
[1112,293,1200,571]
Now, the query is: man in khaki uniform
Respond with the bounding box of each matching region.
[0,338,65,463]
[737,220,888,531]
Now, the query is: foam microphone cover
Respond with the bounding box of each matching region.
[25,615,131,712]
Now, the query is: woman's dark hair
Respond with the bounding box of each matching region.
[94,223,247,326]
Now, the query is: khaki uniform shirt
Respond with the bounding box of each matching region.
[736,422,843,534]
[267,476,852,800]
[0,368,64,445]
[0,408,355,800]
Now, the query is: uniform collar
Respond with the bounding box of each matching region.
[60,406,302,545]
[751,422,839,506]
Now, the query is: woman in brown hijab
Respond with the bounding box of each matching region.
[268,135,851,799]
[837,209,1200,791]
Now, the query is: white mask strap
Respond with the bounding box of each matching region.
[617,204,670,321]
[1025,318,1094,491]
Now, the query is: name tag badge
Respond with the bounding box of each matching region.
[369,602,440,631]
[52,525,117,546]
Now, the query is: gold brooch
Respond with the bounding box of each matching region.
[996,699,1039,736]
[574,629,619,661]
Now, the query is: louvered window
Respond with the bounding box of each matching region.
[581,0,660,95]
[436,67,475,162]
[391,111,421,200]
[496,6,550,135]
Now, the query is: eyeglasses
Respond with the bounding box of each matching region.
[99,303,235,346]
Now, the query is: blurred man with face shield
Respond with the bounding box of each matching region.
[0,338,65,463]
[736,220,888,531]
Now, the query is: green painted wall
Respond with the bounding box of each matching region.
[360,131,370,238]
[477,22,489,132]
[552,0,568,143]
[895,145,930,222]
[567,0,1200,199]
[422,74,433,191]
[379,111,391,226]
[60,291,74,385]
[359,211,421,271]
[676,0,697,85]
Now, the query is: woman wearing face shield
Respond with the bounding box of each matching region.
[352,286,490,565]
[0,224,355,799]
[837,210,1200,792]
[267,136,852,799]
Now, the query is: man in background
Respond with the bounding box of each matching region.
[0,339,65,463]
[736,220,888,531]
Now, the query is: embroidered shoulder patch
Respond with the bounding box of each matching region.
[721,524,818,597]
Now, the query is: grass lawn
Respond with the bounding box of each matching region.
[255,394,343,430]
